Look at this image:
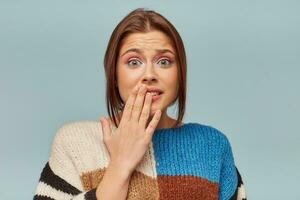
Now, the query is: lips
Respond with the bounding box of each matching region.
[146,87,163,95]
[145,87,163,102]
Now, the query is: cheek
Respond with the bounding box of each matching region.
[117,81,133,103]
[117,68,141,102]
[163,69,179,93]
[169,77,179,103]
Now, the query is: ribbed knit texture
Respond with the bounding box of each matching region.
[34,121,247,200]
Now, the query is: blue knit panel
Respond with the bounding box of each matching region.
[152,123,231,183]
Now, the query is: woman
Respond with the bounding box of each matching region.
[34,8,246,200]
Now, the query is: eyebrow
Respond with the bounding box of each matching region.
[120,48,175,57]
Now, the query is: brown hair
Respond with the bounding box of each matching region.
[103,8,187,128]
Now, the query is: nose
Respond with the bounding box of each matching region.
[141,63,158,84]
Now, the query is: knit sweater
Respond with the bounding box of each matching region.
[34,121,246,200]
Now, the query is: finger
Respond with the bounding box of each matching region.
[131,84,147,121]
[145,110,162,138]
[139,92,152,128]
[119,84,140,126]
[100,117,112,142]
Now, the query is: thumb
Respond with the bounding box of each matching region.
[100,117,112,142]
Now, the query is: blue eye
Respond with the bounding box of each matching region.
[157,59,171,67]
[127,59,142,67]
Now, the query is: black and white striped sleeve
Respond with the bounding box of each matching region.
[230,167,247,200]
[33,162,97,200]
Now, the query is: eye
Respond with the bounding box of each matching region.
[127,59,142,67]
[157,58,171,67]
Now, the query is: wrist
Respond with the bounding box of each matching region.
[107,161,133,179]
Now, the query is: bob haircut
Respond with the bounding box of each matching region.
[103,8,187,128]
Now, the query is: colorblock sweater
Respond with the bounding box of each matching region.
[34,121,247,200]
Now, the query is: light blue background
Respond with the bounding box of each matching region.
[1,0,299,199]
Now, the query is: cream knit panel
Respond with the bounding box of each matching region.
[49,120,157,190]
[48,123,84,191]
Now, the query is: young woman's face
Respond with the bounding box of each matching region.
[116,30,179,117]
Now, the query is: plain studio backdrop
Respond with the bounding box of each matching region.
[0,0,299,199]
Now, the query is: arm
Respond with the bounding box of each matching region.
[95,161,131,200]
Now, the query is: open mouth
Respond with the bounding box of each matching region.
[146,87,163,102]
[149,91,162,96]
[150,92,162,102]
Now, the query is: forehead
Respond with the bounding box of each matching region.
[119,31,175,54]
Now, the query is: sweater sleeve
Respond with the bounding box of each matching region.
[229,167,247,200]
[33,162,97,200]
[33,125,97,200]
[218,136,247,200]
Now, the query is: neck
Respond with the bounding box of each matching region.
[152,110,174,129]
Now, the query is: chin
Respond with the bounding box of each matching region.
[150,104,164,116]
[149,109,156,117]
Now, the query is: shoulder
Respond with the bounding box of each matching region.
[49,120,110,172]
[52,120,104,149]
[187,122,232,150]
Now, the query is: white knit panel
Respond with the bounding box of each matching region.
[50,121,110,174]
[49,123,84,191]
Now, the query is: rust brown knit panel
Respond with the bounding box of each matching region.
[80,168,159,200]
[157,175,219,200]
